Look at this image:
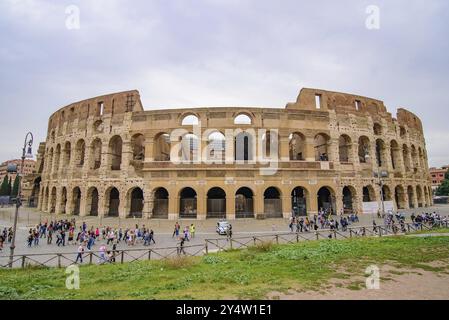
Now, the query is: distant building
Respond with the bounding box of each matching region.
[0,159,36,182]
[429,165,449,191]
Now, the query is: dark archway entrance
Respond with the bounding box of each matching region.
[207,187,226,219]
[72,187,81,216]
[107,188,120,217]
[317,187,335,214]
[153,188,169,218]
[129,188,144,218]
[180,187,197,218]
[264,187,282,218]
[235,187,254,218]
[342,186,354,214]
[291,187,307,216]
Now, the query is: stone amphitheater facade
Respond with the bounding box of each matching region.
[33,88,432,220]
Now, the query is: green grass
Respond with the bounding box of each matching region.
[1,235,449,300]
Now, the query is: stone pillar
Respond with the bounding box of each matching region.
[54,187,61,216]
[196,188,207,220]
[226,193,235,220]
[97,189,106,218]
[384,145,394,173]
[119,189,127,218]
[335,187,343,216]
[279,136,290,162]
[351,142,360,165]
[144,140,154,162]
[309,190,318,215]
[329,138,339,163]
[66,190,74,216]
[305,137,315,162]
[79,187,88,217]
[254,192,263,218]
[143,189,153,219]
[168,195,178,221]
[282,195,291,219]
[122,141,133,170]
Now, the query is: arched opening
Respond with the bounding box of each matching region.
[87,187,99,216]
[153,188,169,219]
[72,187,81,216]
[317,187,335,214]
[75,140,86,167]
[342,186,355,214]
[63,142,71,167]
[289,133,305,160]
[44,187,49,211]
[47,148,54,173]
[106,187,120,217]
[59,187,67,214]
[314,133,330,161]
[207,132,226,162]
[235,187,254,218]
[418,148,424,169]
[390,140,400,170]
[181,114,199,126]
[264,187,282,218]
[154,133,171,161]
[180,133,199,163]
[131,134,145,161]
[375,139,386,167]
[109,136,123,170]
[411,145,418,172]
[291,187,307,216]
[90,138,102,170]
[358,136,370,163]
[373,123,382,135]
[179,187,197,218]
[382,185,392,201]
[235,132,254,162]
[234,114,252,125]
[207,187,226,219]
[394,186,406,209]
[54,144,61,173]
[416,186,423,208]
[403,145,411,171]
[407,186,415,208]
[129,188,144,218]
[261,130,279,159]
[338,135,352,163]
[363,185,376,202]
[399,126,406,138]
[29,177,41,208]
[50,187,56,213]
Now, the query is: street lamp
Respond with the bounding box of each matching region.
[8,132,34,268]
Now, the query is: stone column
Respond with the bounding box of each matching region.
[144,140,154,162]
[254,192,263,219]
[226,193,235,220]
[54,187,61,216]
[279,136,290,162]
[196,186,207,220]
[309,190,318,216]
[305,137,316,162]
[335,187,343,216]
[282,195,292,219]
[79,187,88,217]
[168,196,179,221]
[122,141,133,170]
[119,189,127,218]
[143,189,154,219]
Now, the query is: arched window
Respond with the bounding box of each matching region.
[90,139,102,170]
[234,114,252,125]
[181,114,199,126]
[154,133,171,161]
[338,135,352,163]
[131,134,145,161]
[289,133,305,160]
[181,133,199,162]
[235,187,254,218]
[314,133,330,161]
[235,132,254,161]
[207,132,226,162]
[75,140,85,167]
[109,136,123,170]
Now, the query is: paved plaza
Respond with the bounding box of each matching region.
[0,204,448,268]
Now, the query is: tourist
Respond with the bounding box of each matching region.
[75,243,85,264]
[190,224,196,238]
[98,243,107,264]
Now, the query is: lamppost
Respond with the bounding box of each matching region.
[8,132,34,268]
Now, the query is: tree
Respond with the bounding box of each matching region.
[7,177,12,196]
[11,175,21,198]
[436,169,449,196]
[0,175,9,196]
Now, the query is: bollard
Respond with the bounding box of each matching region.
[205,241,208,255]
[121,250,124,264]
[148,250,151,260]
[58,254,62,268]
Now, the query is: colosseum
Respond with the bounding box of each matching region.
[29,88,432,220]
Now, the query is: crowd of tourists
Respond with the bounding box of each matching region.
[17,219,198,263]
[289,209,359,233]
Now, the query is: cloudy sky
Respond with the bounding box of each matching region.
[0,0,448,166]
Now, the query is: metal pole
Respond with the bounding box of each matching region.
[9,132,33,268]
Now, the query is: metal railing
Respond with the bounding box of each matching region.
[0,221,447,269]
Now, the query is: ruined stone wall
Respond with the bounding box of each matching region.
[36,88,432,220]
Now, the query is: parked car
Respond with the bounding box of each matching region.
[216,220,230,235]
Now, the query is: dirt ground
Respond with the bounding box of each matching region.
[268,265,449,300]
